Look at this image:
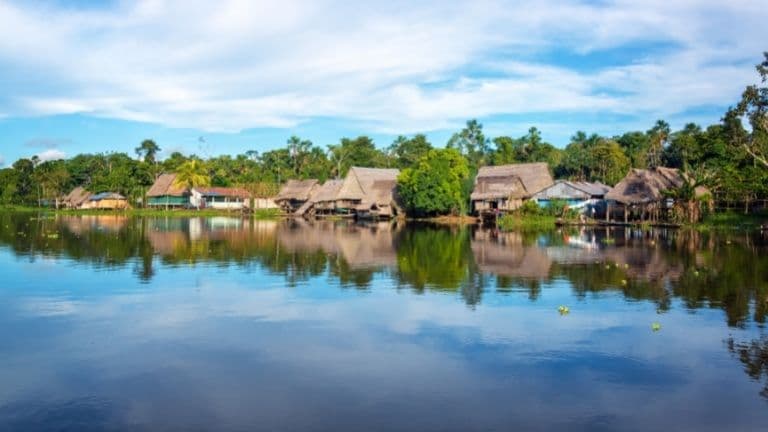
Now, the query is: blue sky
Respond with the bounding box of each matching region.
[0,0,766,166]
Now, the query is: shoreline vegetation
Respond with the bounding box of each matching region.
[2,205,764,231]
[0,205,281,219]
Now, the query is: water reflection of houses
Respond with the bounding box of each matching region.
[60,215,129,235]
[470,228,686,284]
[602,245,684,281]
[471,230,552,279]
[146,217,278,256]
[277,220,398,269]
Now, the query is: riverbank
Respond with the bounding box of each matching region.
[0,206,281,219]
[497,214,560,231]
[695,212,768,231]
[418,215,479,225]
[496,211,768,232]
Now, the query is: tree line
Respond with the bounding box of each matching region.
[1,53,766,215]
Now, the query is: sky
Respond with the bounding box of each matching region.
[0,0,766,166]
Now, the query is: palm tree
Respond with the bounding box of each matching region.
[173,160,211,189]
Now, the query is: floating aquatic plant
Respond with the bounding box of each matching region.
[558,305,570,315]
[652,322,662,332]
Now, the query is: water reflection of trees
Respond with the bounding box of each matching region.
[1,213,767,326]
[727,337,768,400]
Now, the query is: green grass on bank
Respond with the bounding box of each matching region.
[0,205,282,219]
[696,211,767,231]
[497,214,558,232]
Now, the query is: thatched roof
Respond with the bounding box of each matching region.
[275,179,319,202]
[63,187,92,207]
[605,167,708,204]
[194,187,251,199]
[336,167,400,205]
[147,173,188,197]
[356,179,400,214]
[309,180,343,203]
[471,163,554,201]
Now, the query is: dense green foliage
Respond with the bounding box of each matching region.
[398,149,470,216]
[1,54,767,215]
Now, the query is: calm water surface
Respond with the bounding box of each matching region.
[1,213,767,431]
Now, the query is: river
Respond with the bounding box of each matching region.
[0,213,767,431]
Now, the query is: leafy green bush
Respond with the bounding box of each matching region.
[397,148,471,217]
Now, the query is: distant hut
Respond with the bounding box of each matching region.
[86,192,130,210]
[306,180,344,217]
[335,167,402,219]
[470,163,554,215]
[605,167,710,223]
[62,186,92,209]
[275,179,319,214]
[146,174,190,208]
[190,187,251,210]
[531,180,611,217]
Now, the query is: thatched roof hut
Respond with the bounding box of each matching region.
[605,167,708,205]
[306,179,344,214]
[276,179,319,202]
[311,180,343,204]
[146,173,190,207]
[471,163,554,213]
[275,179,319,213]
[62,186,92,209]
[147,173,187,197]
[336,167,401,218]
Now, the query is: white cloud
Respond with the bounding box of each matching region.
[36,149,66,162]
[0,0,764,134]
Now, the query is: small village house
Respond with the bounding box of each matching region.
[303,179,343,217]
[531,180,611,217]
[146,173,190,208]
[190,187,251,211]
[335,167,402,219]
[470,163,554,215]
[84,192,131,210]
[62,186,92,209]
[275,179,319,214]
[605,167,710,223]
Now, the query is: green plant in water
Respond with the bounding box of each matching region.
[558,305,570,315]
[652,322,662,332]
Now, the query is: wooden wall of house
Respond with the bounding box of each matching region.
[473,198,524,212]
